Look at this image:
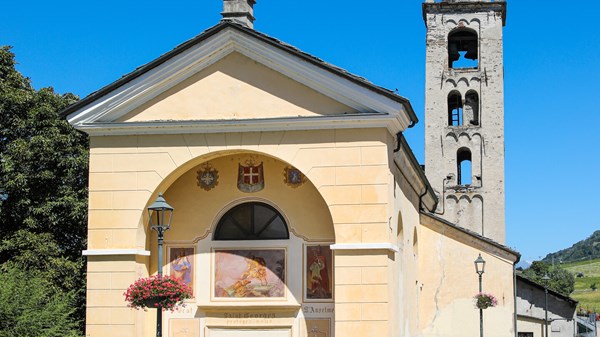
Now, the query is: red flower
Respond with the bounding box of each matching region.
[124,275,193,311]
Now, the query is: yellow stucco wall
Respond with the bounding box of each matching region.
[117,52,357,123]
[418,214,517,337]
[85,126,401,337]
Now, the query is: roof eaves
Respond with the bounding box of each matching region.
[60,22,231,118]
[516,274,578,305]
[421,211,521,260]
[61,22,419,126]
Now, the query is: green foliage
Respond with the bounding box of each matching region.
[0,265,81,337]
[543,230,600,264]
[522,261,575,296]
[0,46,87,335]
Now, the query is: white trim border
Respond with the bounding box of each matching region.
[329,243,399,253]
[82,249,151,256]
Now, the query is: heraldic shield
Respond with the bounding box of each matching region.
[238,162,264,193]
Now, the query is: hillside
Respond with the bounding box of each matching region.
[559,258,600,310]
[543,230,600,264]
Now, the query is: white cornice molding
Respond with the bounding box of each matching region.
[82,249,151,256]
[67,27,410,132]
[77,113,402,136]
[330,243,400,253]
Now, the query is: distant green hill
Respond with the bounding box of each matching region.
[543,230,600,264]
[559,258,600,310]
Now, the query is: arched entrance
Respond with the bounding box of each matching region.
[147,151,335,337]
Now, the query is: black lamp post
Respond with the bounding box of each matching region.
[542,274,550,337]
[474,254,486,337]
[148,193,174,337]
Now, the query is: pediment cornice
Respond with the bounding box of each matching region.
[65,24,415,136]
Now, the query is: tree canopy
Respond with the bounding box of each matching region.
[0,46,87,336]
[521,261,575,296]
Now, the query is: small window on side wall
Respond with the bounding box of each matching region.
[448,29,478,69]
[457,148,472,186]
[214,202,289,240]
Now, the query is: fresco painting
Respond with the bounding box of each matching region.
[169,247,194,295]
[214,249,286,298]
[305,245,333,300]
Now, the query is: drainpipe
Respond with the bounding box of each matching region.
[514,264,518,337]
[394,132,402,153]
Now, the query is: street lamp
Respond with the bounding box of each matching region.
[148,193,174,337]
[475,254,486,337]
[542,274,551,337]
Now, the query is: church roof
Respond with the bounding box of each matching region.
[60,21,418,125]
[421,212,521,260]
[516,274,578,305]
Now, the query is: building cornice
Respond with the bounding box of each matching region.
[75,113,402,136]
[330,243,400,253]
[82,249,151,256]
[422,1,507,26]
[64,23,414,134]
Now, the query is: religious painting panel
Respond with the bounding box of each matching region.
[304,244,333,301]
[213,248,286,300]
[168,246,195,297]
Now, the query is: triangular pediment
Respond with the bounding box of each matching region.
[116,52,356,123]
[65,23,415,135]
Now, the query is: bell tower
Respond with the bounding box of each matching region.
[423,0,507,243]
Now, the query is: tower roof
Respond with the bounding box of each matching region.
[422,1,507,26]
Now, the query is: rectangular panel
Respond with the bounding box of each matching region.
[302,318,330,337]
[304,244,333,301]
[170,318,200,337]
[168,246,195,297]
[208,328,291,337]
[213,248,286,300]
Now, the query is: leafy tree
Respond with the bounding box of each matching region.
[522,261,575,296]
[0,46,87,335]
[0,265,81,337]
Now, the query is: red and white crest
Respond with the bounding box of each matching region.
[238,161,264,193]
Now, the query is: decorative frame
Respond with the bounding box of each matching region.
[303,244,334,302]
[167,246,195,297]
[283,166,306,188]
[212,248,287,301]
[302,318,331,337]
[169,318,200,337]
[197,162,219,191]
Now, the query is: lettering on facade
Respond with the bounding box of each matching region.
[302,305,334,314]
[223,312,276,325]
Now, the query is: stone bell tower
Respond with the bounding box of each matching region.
[423,0,507,243]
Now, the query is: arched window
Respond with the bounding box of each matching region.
[214,202,289,240]
[448,29,478,69]
[464,91,479,126]
[448,91,463,126]
[457,148,472,185]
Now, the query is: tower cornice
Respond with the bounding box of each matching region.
[422,2,507,26]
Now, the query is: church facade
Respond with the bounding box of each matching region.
[64,1,519,337]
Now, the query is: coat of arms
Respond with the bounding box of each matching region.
[238,160,264,193]
[197,162,219,191]
[284,166,306,188]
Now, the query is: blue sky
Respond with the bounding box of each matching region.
[2,1,598,265]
